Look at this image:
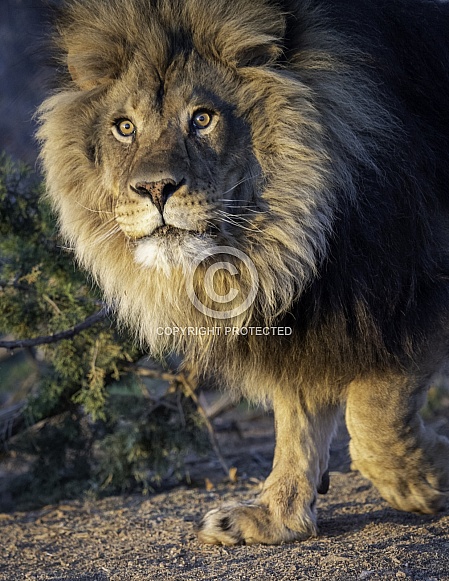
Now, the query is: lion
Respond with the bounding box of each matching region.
[38,0,449,545]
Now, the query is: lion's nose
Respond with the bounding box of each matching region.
[132,178,184,215]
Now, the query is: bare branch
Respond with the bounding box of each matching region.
[200,392,235,421]
[0,402,26,447]
[134,366,231,477]
[179,375,230,477]
[0,308,110,350]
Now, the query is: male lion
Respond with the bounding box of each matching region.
[38,0,449,545]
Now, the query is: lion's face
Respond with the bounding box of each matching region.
[38,0,346,352]
[100,55,259,272]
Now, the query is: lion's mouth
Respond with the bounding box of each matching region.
[135,223,218,241]
[133,223,221,271]
[153,224,184,237]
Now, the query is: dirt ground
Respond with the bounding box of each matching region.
[1,473,448,581]
[1,407,449,581]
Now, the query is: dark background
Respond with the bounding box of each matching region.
[0,0,54,165]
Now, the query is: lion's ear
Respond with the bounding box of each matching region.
[214,10,286,69]
[236,42,283,68]
[66,50,123,91]
[61,3,131,91]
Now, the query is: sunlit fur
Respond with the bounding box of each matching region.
[39,0,449,544]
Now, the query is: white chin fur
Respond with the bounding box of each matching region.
[134,238,173,275]
[134,235,216,275]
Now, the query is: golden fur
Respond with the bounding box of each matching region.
[38,0,449,544]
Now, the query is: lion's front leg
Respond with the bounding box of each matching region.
[197,393,339,545]
[346,373,449,515]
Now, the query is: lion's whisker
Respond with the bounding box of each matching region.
[75,201,113,214]
[214,211,263,233]
[219,204,266,214]
[219,174,262,197]
[76,220,121,248]
[93,225,122,245]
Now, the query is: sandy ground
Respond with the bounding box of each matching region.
[1,409,449,581]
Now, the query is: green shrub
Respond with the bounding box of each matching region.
[0,155,208,508]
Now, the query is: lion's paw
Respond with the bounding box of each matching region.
[372,473,448,515]
[196,501,316,545]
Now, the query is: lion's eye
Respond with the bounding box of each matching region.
[116,119,136,137]
[112,118,136,142]
[192,111,213,130]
